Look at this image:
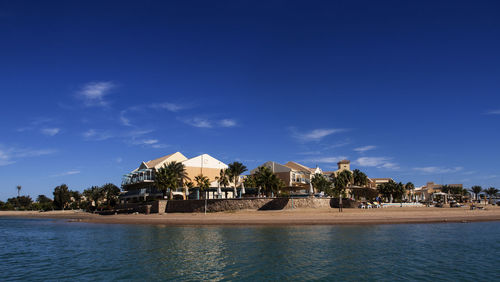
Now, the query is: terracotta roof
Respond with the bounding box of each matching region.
[284,161,314,173]
[337,159,350,164]
[145,153,175,168]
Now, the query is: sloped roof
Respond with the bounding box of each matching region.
[337,159,350,164]
[145,153,175,168]
[284,161,314,173]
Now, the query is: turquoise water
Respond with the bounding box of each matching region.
[0,218,499,281]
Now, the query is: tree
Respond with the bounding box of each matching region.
[16,185,21,197]
[155,161,189,200]
[484,187,499,204]
[243,175,257,188]
[53,184,71,210]
[334,170,352,212]
[7,196,33,210]
[101,183,120,208]
[470,186,483,203]
[311,173,333,196]
[185,181,195,198]
[227,162,247,197]
[352,169,368,187]
[83,186,104,211]
[194,174,211,199]
[405,182,415,202]
[37,195,54,211]
[69,190,82,209]
[393,182,406,203]
[253,166,282,197]
[377,180,401,203]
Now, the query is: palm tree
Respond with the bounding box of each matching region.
[254,166,281,197]
[185,181,195,199]
[311,173,333,195]
[215,169,230,198]
[352,169,368,187]
[16,185,21,197]
[405,182,415,202]
[470,185,482,203]
[227,162,247,198]
[155,161,189,200]
[334,170,353,212]
[483,187,499,204]
[194,174,211,199]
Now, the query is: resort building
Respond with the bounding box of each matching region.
[120,152,229,202]
[368,178,393,189]
[322,159,352,179]
[250,160,322,192]
[414,182,463,202]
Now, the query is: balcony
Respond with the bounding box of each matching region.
[122,169,155,186]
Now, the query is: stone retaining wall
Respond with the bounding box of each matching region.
[159,198,357,213]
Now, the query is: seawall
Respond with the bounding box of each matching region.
[147,198,357,213]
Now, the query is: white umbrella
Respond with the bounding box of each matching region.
[241,182,245,198]
[309,182,314,195]
[217,182,222,199]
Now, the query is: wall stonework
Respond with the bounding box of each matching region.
[157,198,357,213]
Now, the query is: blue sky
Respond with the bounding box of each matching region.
[1,0,499,200]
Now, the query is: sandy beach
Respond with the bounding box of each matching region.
[1,206,500,226]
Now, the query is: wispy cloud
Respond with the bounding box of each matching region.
[151,102,186,112]
[219,119,237,127]
[120,102,189,127]
[303,156,348,164]
[41,128,60,136]
[484,109,500,115]
[50,170,81,177]
[0,145,56,166]
[356,157,399,170]
[82,129,113,141]
[184,117,212,128]
[413,166,464,174]
[17,117,58,134]
[354,145,376,153]
[78,81,115,106]
[291,128,346,142]
[181,117,237,128]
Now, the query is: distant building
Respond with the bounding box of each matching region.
[414,182,463,201]
[322,159,352,179]
[250,160,321,192]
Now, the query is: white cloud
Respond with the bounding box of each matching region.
[303,156,348,164]
[82,129,113,141]
[0,145,56,166]
[485,109,500,115]
[219,119,237,127]
[413,166,464,174]
[139,139,158,145]
[41,128,60,136]
[50,170,81,177]
[152,102,185,112]
[186,118,212,128]
[354,145,376,153]
[78,81,115,106]
[356,157,399,170]
[292,128,346,142]
[119,111,131,126]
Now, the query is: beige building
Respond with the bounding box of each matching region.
[414,182,463,202]
[251,160,322,191]
[121,152,229,201]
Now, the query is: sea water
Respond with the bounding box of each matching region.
[0,217,499,281]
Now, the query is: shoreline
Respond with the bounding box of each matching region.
[2,206,500,226]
